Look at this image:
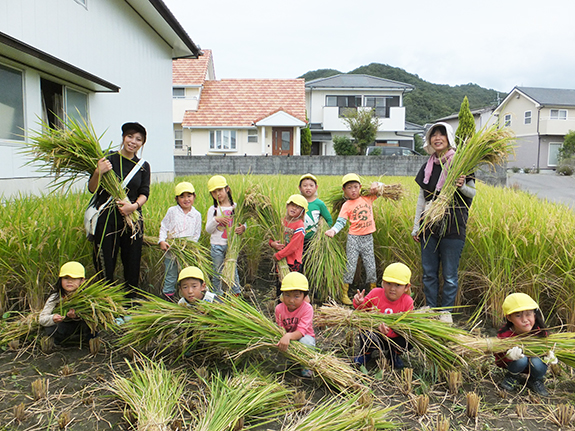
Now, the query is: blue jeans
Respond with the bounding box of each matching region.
[211,244,241,295]
[299,335,316,348]
[162,252,179,295]
[507,356,547,380]
[421,236,464,310]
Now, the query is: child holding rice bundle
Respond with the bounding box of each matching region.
[325,173,382,305]
[158,181,202,302]
[177,266,218,306]
[269,194,307,295]
[275,272,315,378]
[298,173,333,258]
[494,293,556,396]
[206,175,246,295]
[39,262,96,345]
[352,262,414,369]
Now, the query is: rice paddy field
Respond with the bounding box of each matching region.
[1,174,575,430]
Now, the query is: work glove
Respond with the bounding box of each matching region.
[506,346,524,361]
[543,350,558,365]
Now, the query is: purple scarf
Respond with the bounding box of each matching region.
[423,149,455,191]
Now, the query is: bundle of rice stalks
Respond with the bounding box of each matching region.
[452,331,575,368]
[108,355,185,431]
[282,392,398,430]
[60,275,129,333]
[144,235,214,289]
[193,370,292,430]
[325,182,404,213]
[118,293,199,355]
[193,297,369,392]
[421,124,515,230]
[24,116,139,228]
[243,184,290,280]
[314,304,477,371]
[0,311,40,348]
[304,220,346,302]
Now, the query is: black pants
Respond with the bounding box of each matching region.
[358,330,411,357]
[45,320,95,345]
[93,208,143,296]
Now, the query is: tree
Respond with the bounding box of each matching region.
[455,96,475,147]
[332,135,357,155]
[300,126,312,155]
[341,108,380,155]
[558,130,575,161]
[414,134,424,155]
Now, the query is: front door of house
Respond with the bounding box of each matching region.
[272,127,293,155]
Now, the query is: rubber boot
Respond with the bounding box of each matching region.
[341,283,353,305]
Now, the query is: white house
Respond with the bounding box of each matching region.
[0,0,200,198]
[305,74,423,155]
[493,86,575,170]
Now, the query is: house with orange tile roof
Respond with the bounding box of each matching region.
[173,53,306,155]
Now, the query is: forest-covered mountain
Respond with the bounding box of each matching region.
[299,63,507,126]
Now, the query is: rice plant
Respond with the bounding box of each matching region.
[108,355,186,431]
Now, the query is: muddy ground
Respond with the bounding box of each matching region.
[1,282,575,430]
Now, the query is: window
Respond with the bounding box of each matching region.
[65,88,88,123]
[365,96,400,118]
[41,78,88,128]
[504,114,511,127]
[210,130,237,151]
[173,87,185,99]
[550,109,567,120]
[326,95,362,117]
[174,129,183,149]
[0,64,24,141]
[549,142,562,166]
[247,129,258,143]
[524,111,532,125]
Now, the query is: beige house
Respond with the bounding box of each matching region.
[173,52,306,156]
[434,106,497,136]
[494,86,575,170]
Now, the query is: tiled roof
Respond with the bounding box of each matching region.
[517,86,575,107]
[182,79,306,127]
[305,74,414,90]
[173,49,212,86]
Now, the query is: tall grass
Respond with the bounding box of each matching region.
[3,174,575,330]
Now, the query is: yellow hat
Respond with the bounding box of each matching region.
[382,262,411,285]
[502,293,539,316]
[178,266,205,283]
[207,175,228,192]
[299,173,318,184]
[59,261,85,279]
[281,272,309,292]
[286,194,309,211]
[342,173,361,186]
[175,181,195,196]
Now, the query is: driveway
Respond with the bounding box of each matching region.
[507,171,575,210]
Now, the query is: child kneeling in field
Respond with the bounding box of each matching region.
[494,293,555,396]
[275,272,315,377]
[353,262,414,370]
[177,266,218,306]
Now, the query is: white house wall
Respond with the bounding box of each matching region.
[0,0,178,195]
[173,87,201,123]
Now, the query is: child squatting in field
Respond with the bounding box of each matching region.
[352,262,414,369]
[275,272,315,378]
[158,181,202,301]
[326,173,382,305]
[494,293,556,396]
[177,266,219,306]
[39,262,96,346]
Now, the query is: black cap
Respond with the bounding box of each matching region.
[121,122,147,142]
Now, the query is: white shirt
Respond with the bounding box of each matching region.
[159,205,202,243]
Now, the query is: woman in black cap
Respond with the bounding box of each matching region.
[88,122,151,298]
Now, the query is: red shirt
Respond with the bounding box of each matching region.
[271,218,304,266]
[353,288,414,338]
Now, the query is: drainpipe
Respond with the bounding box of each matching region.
[536,106,542,171]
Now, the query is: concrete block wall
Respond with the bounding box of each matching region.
[174,155,506,186]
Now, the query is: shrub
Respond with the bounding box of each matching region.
[511,166,521,173]
[523,167,532,174]
[557,156,575,176]
[332,135,357,155]
[300,127,312,155]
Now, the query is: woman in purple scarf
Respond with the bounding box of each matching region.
[411,122,476,322]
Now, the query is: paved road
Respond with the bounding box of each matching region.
[507,172,575,210]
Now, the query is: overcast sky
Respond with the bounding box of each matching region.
[164,0,575,93]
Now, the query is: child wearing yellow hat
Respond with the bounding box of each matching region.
[275,272,315,377]
[158,182,202,301]
[177,266,218,306]
[326,173,382,304]
[494,293,554,396]
[39,262,95,346]
[298,173,333,255]
[352,262,414,369]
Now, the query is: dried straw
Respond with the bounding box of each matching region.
[326,182,404,213]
